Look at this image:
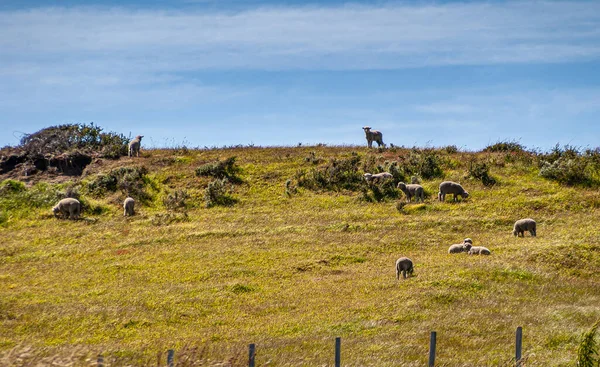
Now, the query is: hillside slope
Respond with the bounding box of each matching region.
[1,146,599,366]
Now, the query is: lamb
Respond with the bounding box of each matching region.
[52,198,81,220]
[397,182,424,202]
[395,257,414,279]
[362,126,384,148]
[448,238,473,254]
[123,197,135,216]
[364,172,393,184]
[438,181,469,202]
[468,246,491,255]
[128,135,144,157]
[513,218,536,237]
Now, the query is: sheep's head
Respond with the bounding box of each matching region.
[462,191,470,198]
[512,229,518,236]
[363,173,373,181]
[397,182,406,189]
[362,126,371,132]
[136,135,144,140]
[464,243,472,251]
[51,205,60,217]
[463,238,473,244]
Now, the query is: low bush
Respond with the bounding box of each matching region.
[296,155,363,192]
[484,140,525,153]
[204,178,237,208]
[163,189,189,211]
[87,166,149,198]
[398,149,444,180]
[195,157,242,183]
[468,160,497,186]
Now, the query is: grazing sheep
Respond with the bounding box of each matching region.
[397,182,424,202]
[123,197,135,216]
[362,126,385,148]
[468,246,491,255]
[448,238,473,254]
[513,218,536,237]
[364,172,393,184]
[52,198,81,220]
[395,257,414,279]
[128,135,144,157]
[438,181,469,202]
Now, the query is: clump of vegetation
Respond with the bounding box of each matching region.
[484,140,525,153]
[398,149,444,180]
[538,145,600,186]
[296,155,363,191]
[577,320,599,367]
[195,157,242,184]
[444,145,459,154]
[204,178,237,208]
[468,160,497,186]
[163,189,189,211]
[304,151,323,165]
[284,179,297,197]
[361,179,399,202]
[86,166,149,199]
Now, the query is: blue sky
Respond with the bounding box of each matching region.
[1,1,599,150]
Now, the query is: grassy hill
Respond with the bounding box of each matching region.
[1,145,599,366]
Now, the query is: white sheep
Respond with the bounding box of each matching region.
[128,135,144,157]
[52,198,81,220]
[513,218,536,237]
[438,181,469,202]
[448,238,473,254]
[123,197,135,216]
[468,246,491,255]
[395,257,414,279]
[362,126,384,148]
[364,172,393,184]
[397,182,424,202]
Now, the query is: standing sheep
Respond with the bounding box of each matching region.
[52,198,81,220]
[128,135,144,157]
[513,218,536,237]
[438,181,469,202]
[123,197,135,217]
[362,126,385,148]
[395,257,414,279]
[397,182,424,202]
[468,246,491,255]
[364,172,393,184]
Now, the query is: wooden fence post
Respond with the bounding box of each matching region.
[97,354,104,367]
[515,326,523,367]
[428,331,437,367]
[248,343,256,367]
[167,349,174,367]
[335,337,341,367]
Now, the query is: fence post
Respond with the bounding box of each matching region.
[248,343,256,367]
[167,349,174,367]
[97,354,104,367]
[515,326,523,367]
[335,337,341,367]
[428,331,437,367]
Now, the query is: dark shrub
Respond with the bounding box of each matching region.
[204,178,237,208]
[163,189,189,211]
[468,160,497,186]
[484,140,525,153]
[87,166,149,198]
[195,157,242,183]
[296,155,363,191]
[398,149,444,180]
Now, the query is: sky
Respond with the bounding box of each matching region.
[1,0,600,150]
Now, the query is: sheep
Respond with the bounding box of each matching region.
[448,238,473,254]
[397,182,424,202]
[362,126,384,148]
[52,198,81,220]
[468,246,491,255]
[395,257,414,279]
[128,135,144,157]
[123,197,135,216]
[364,172,393,184]
[513,218,536,237]
[438,181,469,202]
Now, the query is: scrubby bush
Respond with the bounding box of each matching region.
[86,166,149,198]
[163,189,189,211]
[304,151,323,165]
[484,140,525,153]
[538,145,600,186]
[444,145,459,154]
[296,155,363,191]
[398,149,444,180]
[204,178,237,208]
[468,160,497,186]
[0,179,26,194]
[577,320,599,367]
[284,179,297,197]
[195,157,241,183]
